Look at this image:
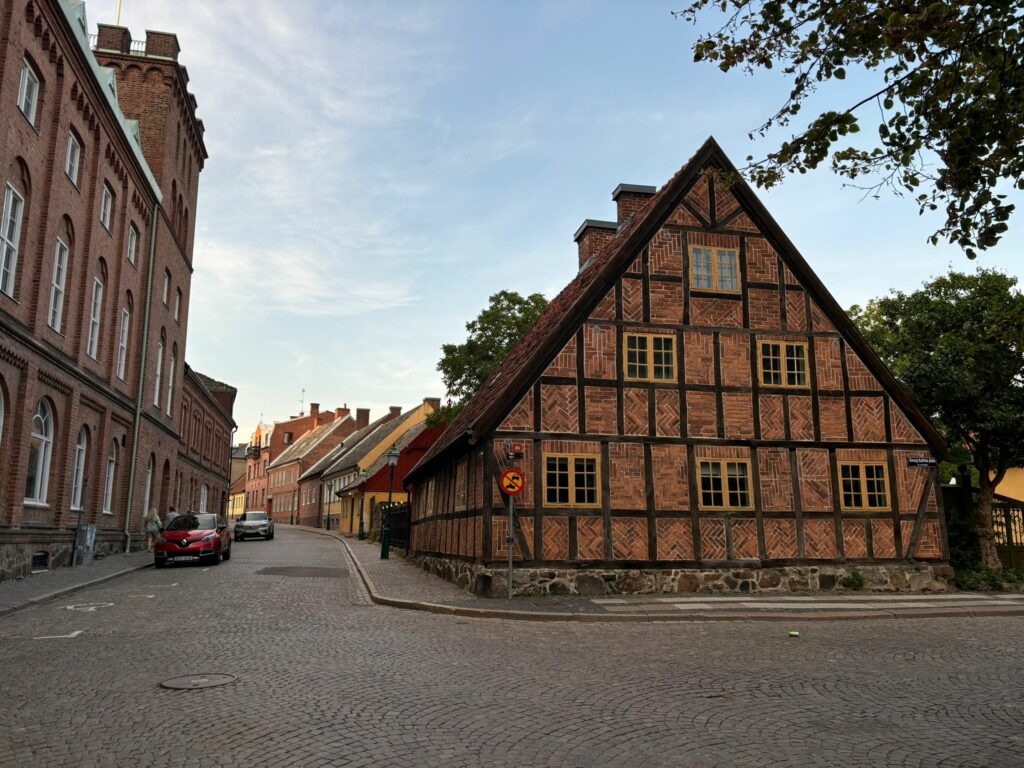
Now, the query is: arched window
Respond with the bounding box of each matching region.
[102,440,117,514]
[153,330,164,407]
[25,399,53,503]
[1,180,26,298]
[166,345,176,416]
[71,427,88,510]
[142,454,154,519]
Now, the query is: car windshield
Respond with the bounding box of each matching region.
[167,514,219,531]
[241,513,267,522]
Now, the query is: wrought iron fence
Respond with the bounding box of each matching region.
[992,496,1024,571]
[380,502,411,552]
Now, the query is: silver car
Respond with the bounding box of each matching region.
[234,511,274,541]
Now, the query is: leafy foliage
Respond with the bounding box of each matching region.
[953,566,1022,591]
[849,269,1024,568]
[675,1,1024,256]
[436,291,549,406]
[840,570,866,590]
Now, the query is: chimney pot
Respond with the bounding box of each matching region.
[356,408,370,428]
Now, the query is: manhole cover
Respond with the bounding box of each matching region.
[256,566,347,578]
[160,673,236,690]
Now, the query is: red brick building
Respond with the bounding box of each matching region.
[406,139,949,596]
[0,1,233,579]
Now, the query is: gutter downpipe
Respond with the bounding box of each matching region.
[123,202,159,552]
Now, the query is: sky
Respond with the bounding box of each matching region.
[87,0,1024,441]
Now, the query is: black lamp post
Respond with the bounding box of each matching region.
[380,448,400,559]
[357,471,367,540]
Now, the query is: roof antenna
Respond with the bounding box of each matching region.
[298,388,306,415]
[116,0,123,25]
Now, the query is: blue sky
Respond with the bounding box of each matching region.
[89,0,1024,439]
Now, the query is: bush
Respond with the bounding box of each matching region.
[953,566,1006,591]
[840,570,865,590]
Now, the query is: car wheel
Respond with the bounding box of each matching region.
[208,550,222,565]
[222,545,231,561]
[154,559,165,569]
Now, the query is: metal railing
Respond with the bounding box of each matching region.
[87,34,148,56]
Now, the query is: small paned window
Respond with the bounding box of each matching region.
[760,341,808,388]
[544,454,599,508]
[839,463,889,511]
[100,184,113,231]
[127,224,139,265]
[17,59,40,125]
[1,183,25,297]
[86,278,103,359]
[162,270,170,305]
[698,459,752,510]
[174,288,182,322]
[116,307,130,379]
[689,246,740,293]
[48,239,69,331]
[65,133,81,185]
[625,333,676,382]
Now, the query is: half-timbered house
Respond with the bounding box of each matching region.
[405,138,949,596]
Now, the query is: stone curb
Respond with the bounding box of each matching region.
[294,526,1024,624]
[0,560,152,619]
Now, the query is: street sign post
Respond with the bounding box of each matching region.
[499,469,525,496]
[907,457,938,467]
[499,469,526,600]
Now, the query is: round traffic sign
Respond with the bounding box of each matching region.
[499,469,526,496]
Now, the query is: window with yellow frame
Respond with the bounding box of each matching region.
[838,462,890,511]
[689,245,740,293]
[544,454,600,508]
[624,333,676,383]
[759,340,808,388]
[698,459,753,510]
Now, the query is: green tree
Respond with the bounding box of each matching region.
[430,291,549,426]
[849,270,1024,570]
[675,1,1024,257]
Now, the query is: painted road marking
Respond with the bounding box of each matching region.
[129,594,156,599]
[34,630,83,640]
[150,583,179,588]
[65,602,114,612]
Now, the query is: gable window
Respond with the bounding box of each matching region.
[103,440,117,514]
[48,239,69,331]
[17,59,40,125]
[839,463,889,511]
[174,288,182,322]
[100,184,113,231]
[690,246,740,293]
[760,341,808,388]
[698,459,752,510]
[71,428,88,510]
[116,307,130,379]
[65,133,81,186]
[625,333,676,383]
[127,224,139,265]
[25,399,53,504]
[86,277,103,359]
[544,454,599,508]
[1,183,25,297]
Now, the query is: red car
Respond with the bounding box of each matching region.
[155,513,232,567]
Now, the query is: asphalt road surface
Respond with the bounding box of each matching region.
[1,527,1021,768]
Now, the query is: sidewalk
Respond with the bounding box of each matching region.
[0,550,151,618]
[298,526,1024,622]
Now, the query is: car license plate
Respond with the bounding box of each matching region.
[174,555,199,561]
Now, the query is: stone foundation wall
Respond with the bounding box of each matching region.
[415,556,953,598]
[0,534,129,583]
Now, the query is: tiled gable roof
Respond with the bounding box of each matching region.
[358,421,430,484]
[299,413,393,482]
[322,408,422,479]
[407,137,945,483]
[267,416,353,469]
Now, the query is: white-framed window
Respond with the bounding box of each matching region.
[25,399,53,503]
[48,238,69,331]
[17,59,40,125]
[102,440,117,515]
[1,183,25,297]
[166,350,176,416]
[199,484,208,513]
[86,277,103,359]
[71,427,88,510]
[116,307,130,380]
[100,184,113,231]
[173,288,182,322]
[162,270,170,305]
[142,455,154,519]
[153,336,163,407]
[65,133,81,186]
[127,224,139,265]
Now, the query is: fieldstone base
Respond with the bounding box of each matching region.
[415,556,953,598]
[0,536,129,583]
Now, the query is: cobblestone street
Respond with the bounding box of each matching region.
[1,528,1021,768]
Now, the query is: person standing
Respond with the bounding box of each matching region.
[144,507,162,552]
[165,505,179,528]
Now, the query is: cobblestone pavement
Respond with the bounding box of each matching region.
[1,528,1022,768]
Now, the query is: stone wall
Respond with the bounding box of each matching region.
[415,556,953,598]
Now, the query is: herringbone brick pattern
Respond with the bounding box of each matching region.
[728,210,761,232]
[814,337,844,391]
[546,337,577,378]
[719,332,750,387]
[851,396,886,442]
[760,395,786,440]
[900,520,917,558]
[685,175,711,223]
[785,289,808,331]
[713,176,741,222]
[745,237,778,284]
[842,519,869,559]
[584,386,617,434]
[622,388,648,436]
[789,395,814,441]
[583,323,616,379]
[576,516,605,560]
[612,518,648,560]
[541,384,578,433]
[916,520,942,558]
[845,347,881,390]
[590,290,616,321]
[622,278,643,322]
[797,449,832,511]
[758,447,793,511]
[818,396,849,441]
[499,393,533,432]
[748,288,782,330]
[810,299,836,332]
[723,392,755,439]
[686,391,719,438]
[667,201,702,226]
[650,281,684,324]
[542,516,569,560]
[609,442,645,509]
[656,518,694,560]
[652,443,688,510]
[871,519,897,558]
[493,516,531,561]
[783,265,799,285]
[890,401,924,443]
[731,519,760,559]
[763,518,799,558]
[655,389,681,437]
[684,330,715,385]
[803,518,837,559]
[649,228,683,274]
[518,517,534,560]
[690,296,743,327]
[895,455,928,514]
[700,518,728,560]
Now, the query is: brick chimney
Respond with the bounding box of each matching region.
[423,397,441,412]
[310,403,320,423]
[573,220,618,272]
[145,30,180,60]
[389,406,402,419]
[612,184,656,226]
[335,406,350,420]
[356,408,370,429]
[96,24,131,54]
